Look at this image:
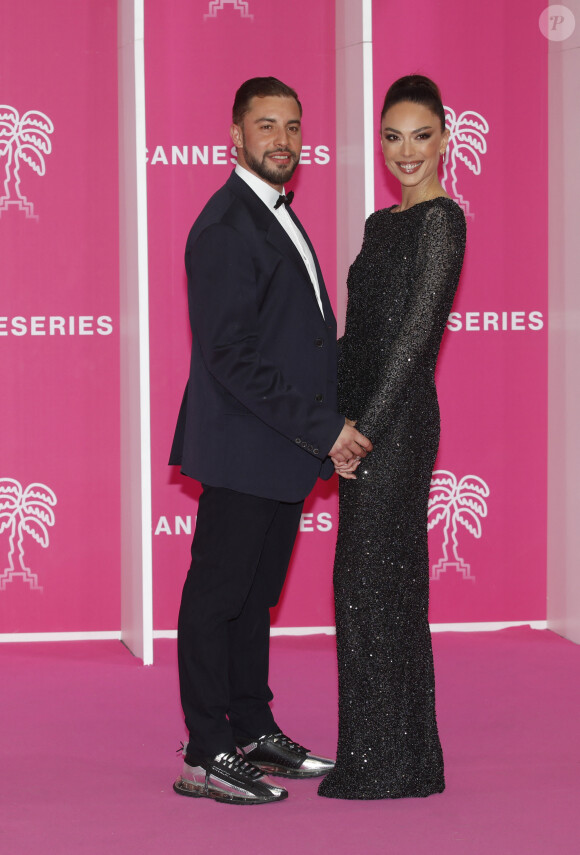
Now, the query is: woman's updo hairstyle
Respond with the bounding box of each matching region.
[381,75,446,132]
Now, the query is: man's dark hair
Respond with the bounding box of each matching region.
[232,77,302,126]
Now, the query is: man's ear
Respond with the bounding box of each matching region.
[230,123,243,147]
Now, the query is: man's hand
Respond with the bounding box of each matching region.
[328,420,372,466]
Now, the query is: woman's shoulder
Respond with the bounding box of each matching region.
[420,198,466,242]
[423,196,465,222]
[429,195,464,212]
[370,197,464,221]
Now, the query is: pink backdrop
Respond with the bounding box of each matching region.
[0,1,120,631]
[148,0,548,630]
[372,0,548,622]
[1,0,549,635]
[145,0,338,630]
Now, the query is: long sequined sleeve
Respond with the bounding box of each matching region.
[358,204,466,443]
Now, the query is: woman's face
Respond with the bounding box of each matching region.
[380,101,449,192]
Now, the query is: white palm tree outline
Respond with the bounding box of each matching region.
[0,478,57,591]
[204,0,253,19]
[441,107,489,220]
[0,106,54,220]
[428,470,489,581]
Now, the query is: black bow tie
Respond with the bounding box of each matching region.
[274,191,294,209]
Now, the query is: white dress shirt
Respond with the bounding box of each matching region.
[235,164,324,318]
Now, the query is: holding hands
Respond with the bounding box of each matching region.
[329,419,372,479]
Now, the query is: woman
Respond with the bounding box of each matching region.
[318,75,466,800]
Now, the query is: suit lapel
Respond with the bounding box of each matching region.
[264,219,314,288]
[287,206,335,325]
[227,171,333,323]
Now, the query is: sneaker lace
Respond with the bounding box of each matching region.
[217,751,263,780]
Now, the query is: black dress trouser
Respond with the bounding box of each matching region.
[177,484,304,764]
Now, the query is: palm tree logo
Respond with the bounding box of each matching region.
[0,478,57,591]
[428,470,490,581]
[204,0,253,19]
[0,106,54,221]
[441,106,489,219]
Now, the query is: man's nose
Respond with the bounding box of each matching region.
[274,127,290,147]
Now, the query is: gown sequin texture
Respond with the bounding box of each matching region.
[318,198,466,800]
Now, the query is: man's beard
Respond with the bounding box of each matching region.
[242,145,299,186]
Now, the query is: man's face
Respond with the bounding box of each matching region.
[230,95,302,190]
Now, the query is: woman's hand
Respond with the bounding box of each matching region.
[332,455,361,480]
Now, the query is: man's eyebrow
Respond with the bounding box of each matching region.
[253,116,301,124]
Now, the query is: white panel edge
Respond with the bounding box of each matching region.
[0,622,548,644]
[134,0,154,666]
[362,0,374,218]
[0,632,122,643]
[151,620,548,639]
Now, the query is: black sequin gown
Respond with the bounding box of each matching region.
[318,198,466,800]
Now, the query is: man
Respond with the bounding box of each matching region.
[169,77,371,805]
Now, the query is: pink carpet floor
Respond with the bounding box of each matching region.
[1,628,579,855]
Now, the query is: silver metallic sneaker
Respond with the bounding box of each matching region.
[173,751,288,805]
[238,732,335,778]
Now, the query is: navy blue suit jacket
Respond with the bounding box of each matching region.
[169,171,344,502]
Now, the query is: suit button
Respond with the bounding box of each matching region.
[313,448,320,455]
[295,437,301,444]
[301,441,308,448]
[314,338,324,348]
[314,393,324,403]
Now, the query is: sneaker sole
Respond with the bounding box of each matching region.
[249,762,333,779]
[173,778,288,805]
